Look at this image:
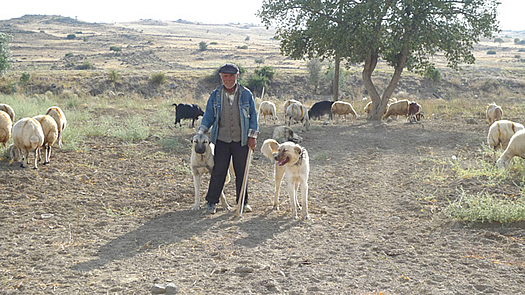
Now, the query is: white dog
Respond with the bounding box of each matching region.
[261,138,310,219]
[190,133,232,211]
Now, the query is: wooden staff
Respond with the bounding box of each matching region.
[236,147,253,217]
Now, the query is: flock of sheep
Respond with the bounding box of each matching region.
[258,98,525,170]
[0,104,67,169]
[258,97,424,131]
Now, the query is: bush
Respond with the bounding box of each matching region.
[150,72,167,87]
[107,70,120,83]
[76,61,93,70]
[198,41,208,51]
[246,74,269,94]
[486,50,497,55]
[110,46,122,52]
[424,67,441,82]
[237,45,248,49]
[66,34,76,40]
[19,72,31,85]
[255,66,275,80]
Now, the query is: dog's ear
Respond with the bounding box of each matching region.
[294,145,302,155]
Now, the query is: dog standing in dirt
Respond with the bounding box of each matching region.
[261,139,310,219]
[190,133,231,211]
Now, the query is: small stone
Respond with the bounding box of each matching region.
[165,282,179,294]
[151,283,166,294]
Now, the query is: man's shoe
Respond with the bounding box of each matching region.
[203,202,216,215]
[243,204,252,213]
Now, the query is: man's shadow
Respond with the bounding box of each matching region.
[72,209,295,272]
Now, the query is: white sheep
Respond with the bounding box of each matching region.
[497,130,525,169]
[33,114,58,165]
[45,106,67,148]
[258,101,278,124]
[486,102,502,125]
[286,102,310,131]
[283,99,300,124]
[383,99,409,120]
[0,103,15,122]
[487,120,524,150]
[331,101,357,123]
[0,110,12,149]
[10,117,45,169]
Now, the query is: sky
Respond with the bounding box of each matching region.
[0,0,523,31]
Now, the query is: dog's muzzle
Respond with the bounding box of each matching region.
[194,145,207,154]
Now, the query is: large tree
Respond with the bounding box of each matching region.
[0,33,13,76]
[258,0,499,120]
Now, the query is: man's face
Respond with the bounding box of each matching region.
[220,73,238,89]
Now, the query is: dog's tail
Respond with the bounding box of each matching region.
[261,139,280,161]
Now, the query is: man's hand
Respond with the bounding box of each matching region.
[248,137,257,150]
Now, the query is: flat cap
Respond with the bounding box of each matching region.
[219,63,239,74]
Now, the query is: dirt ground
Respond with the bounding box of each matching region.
[2,110,525,295]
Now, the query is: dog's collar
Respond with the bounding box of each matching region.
[294,147,307,166]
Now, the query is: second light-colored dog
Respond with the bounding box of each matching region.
[272,126,303,144]
[190,133,232,211]
[261,138,310,219]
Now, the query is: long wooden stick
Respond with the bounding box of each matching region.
[236,147,253,217]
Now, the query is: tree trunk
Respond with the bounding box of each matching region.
[363,53,382,120]
[333,55,340,101]
[365,48,408,121]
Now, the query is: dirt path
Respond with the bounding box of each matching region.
[1,116,525,294]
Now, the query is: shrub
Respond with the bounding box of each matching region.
[110,46,122,52]
[255,66,275,80]
[486,50,497,55]
[150,72,167,87]
[65,52,74,57]
[107,70,120,83]
[424,66,441,82]
[76,61,93,70]
[245,36,250,41]
[19,72,31,85]
[237,45,248,49]
[198,41,208,51]
[255,58,265,64]
[66,34,76,40]
[246,74,269,94]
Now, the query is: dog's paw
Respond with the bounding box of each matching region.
[191,205,201,211]
[273,204,280,211]
[224,205,232,211]
[303,214,311,220]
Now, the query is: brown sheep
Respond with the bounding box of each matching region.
[407,101,423,122]
[382,99,409,120]
[331,101,357,123]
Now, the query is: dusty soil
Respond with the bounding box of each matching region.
[2,111,525,295]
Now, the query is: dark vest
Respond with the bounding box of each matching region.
[217,88,242,143]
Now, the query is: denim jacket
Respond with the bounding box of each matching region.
[198,84,258,146]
